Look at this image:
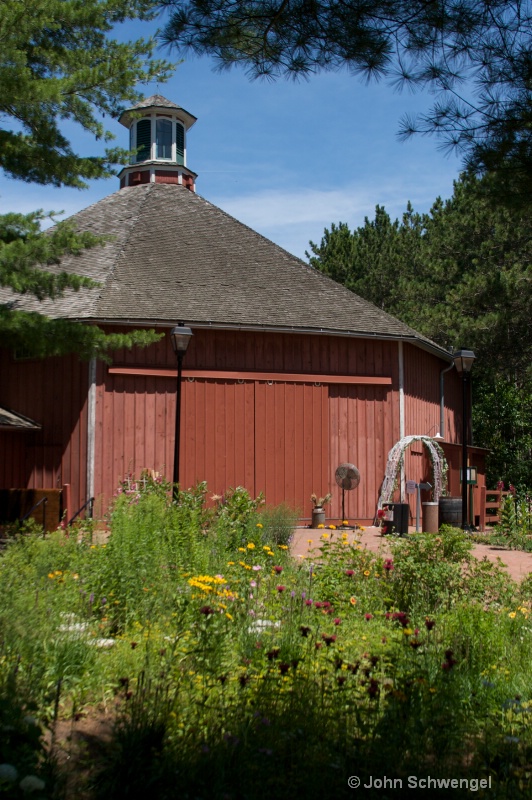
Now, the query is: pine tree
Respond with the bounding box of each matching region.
[0,0,173,357]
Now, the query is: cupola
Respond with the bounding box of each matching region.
[118,95,198,191]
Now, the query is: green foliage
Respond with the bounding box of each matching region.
[4,499,532,797]
[308,172,532,486]
[256,502,300,547]
[0,0,172,357]
[388,527,473,614]
[161,0,532,202]
[1,0,172,188]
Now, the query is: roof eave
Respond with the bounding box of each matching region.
[74,317,453,362]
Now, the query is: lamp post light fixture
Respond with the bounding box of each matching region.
[170,324,193,500]
[453,348,476,530]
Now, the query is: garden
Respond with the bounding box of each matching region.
[2,478,532,799]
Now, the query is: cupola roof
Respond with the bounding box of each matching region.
[119,94,197,130]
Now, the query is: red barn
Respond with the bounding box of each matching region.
[0,95,486,527]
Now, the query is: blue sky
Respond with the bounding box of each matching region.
[3,28,464,260]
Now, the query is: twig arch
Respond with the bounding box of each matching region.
[377,435,448,514]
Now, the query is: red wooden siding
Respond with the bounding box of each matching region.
[1,328,465,528]
[94,329,405,521]
[0,350,88,517]
[403,343,461,444]
[328,384,399,521]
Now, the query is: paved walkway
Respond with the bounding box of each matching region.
[290,525,532,582]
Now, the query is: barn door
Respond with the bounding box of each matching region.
[254,381,329,514]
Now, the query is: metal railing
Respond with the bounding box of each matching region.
[67,497,94,527]
[20,496,48,535]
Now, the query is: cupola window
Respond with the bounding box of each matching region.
[135,119,152,162]
[156,118,172,160]
[176,123,184,165]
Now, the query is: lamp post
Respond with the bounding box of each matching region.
[453,348,476,530]
[170,324,193,500]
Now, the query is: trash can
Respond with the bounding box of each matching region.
[383,503,409,536]
[422,501,439,533]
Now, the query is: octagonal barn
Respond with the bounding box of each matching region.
[0,96,485,526]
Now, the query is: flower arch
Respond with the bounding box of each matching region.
[376,435,449,514]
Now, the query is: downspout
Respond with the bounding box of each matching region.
[398,341,405,500]
[86,358,97,510]
[440,362,455,440]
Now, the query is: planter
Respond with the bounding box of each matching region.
[311,507,326,528]
[439,497,462,528]
[422,501,439,533]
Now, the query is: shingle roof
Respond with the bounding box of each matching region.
[0,406,41,431]
[2,183,448,356]
[118,95,197,128]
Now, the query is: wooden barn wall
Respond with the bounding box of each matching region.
[391,345,473,522]
[94,328,402,521]
[0,349,88,517]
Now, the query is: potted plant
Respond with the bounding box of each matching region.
[310,492,332,529]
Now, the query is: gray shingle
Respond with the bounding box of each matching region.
[1,183,447,355]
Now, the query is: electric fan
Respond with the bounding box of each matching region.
[335,463,361,526]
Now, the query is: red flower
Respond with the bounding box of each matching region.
[425,618,436,631]
[274,565,283,574]
[322,633,337,646]
[392,612,410,628]
[365,613,373,621]
[334,618,342,626]
[345,569,355,577]
[276,585,285,593]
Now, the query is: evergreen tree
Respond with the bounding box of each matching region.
[307,173,532,485]
[160,0,532,202]
[0,0,173,357]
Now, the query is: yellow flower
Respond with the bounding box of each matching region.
[227,561,235,565]
[278,544,288,550]
[321,533,329,539]
[226,613,234,621]
[263,546,270,551]
[342,520,349,526]
[403,628,413,635]
[256,523,263,529]
[247,542,255,549]
[350,597,357,606]
[508,611,517,619]
[54,570,63,576]
[363,570,371,577]
[238,547,246,552]
[47,573,55,579]
[307,539,313,544]
[329,524,336,530]
[359,526,366,532]
[72,573,79,580]
[317,524,325,529]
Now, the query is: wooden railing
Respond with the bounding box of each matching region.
[478,488,511,530]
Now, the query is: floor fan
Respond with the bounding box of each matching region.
[335,463,361,526]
